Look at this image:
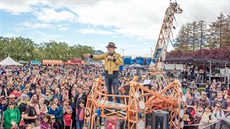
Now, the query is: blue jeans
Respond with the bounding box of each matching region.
[76,120,84,129]
[104,72,120,103]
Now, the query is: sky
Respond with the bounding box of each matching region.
[0,0,229,57]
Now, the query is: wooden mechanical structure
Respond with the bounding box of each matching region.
[84,1,184,129]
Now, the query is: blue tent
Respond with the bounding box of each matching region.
[136,57,144,65]
[146,58,152,65]
[123,57,132,65]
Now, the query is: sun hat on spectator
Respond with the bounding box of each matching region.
[7,94,16,99]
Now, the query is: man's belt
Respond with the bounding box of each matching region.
[105,70,119,74]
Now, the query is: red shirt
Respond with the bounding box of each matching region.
[10,92,21,97]
[76,108,85,121]
[64,114,72,126]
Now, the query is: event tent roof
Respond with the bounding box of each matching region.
[167,56,230,66]
[0,56,22,66]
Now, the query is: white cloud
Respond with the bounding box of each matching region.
[4,33,19,37]
[0,0,37,15]
[27,31,61,43]
[78,29,115,35]
[35,8,77,23]
[21,22,52,29]
[1,0,229,54]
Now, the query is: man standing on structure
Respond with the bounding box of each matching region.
[84,42,123,103]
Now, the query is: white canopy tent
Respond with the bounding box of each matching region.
[0,56,22,66]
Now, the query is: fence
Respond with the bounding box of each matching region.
[199,112,229,129]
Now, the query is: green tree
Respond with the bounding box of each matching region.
[207,13,227,48]
[0,37,35,61]
[173,24,192,52]
[197,20,207,51]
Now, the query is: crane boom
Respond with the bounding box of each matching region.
[151,2,183,71]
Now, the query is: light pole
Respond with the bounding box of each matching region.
[150,47,154,59]
[224,63,228,84]
[120,48,124,57]
[208,61,212,83]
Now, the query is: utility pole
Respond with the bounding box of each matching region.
[120,48,124,57]
[150,47,153,59]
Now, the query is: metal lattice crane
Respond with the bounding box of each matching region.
[150,1,183,72]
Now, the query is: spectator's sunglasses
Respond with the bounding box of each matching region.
[216,105,221,108]
[51,118,55,120]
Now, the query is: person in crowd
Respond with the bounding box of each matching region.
[193,103,205,124]
[216,83,224,91]
[212,92,229,111]
[24,124,33,129]
[3,102,21,129]
[18,94,29,114]
[63,99,72,113]
[84,42,123,103]
[75,88,87,108]
[35,86,45,100]
[198,69,205,83]
[182,105,194,127]
[30,94,39,103]
[197,92,210,107]
[53,98,63,119]
[50,115,59,129]
[181,78,188,94]
[24,100,39,125]
[63,106,73,129]
[39,112,52,129]
[205,84,211,98]
[188,81,197,92]
[213,103,225,120]
[2,94,16,111]
[54,88,63,103]
[198,105,218,129]
[76,100,85,129]
[10,88,21,97]
[211,79,217,88]
[48,101,63,129]
[186,91,197,113]
[193,88,201,100]
[209,86,218,106]
[40,103,48,114]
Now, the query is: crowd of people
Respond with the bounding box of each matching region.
[0,63,229,129]
[181,78,230,129]
[0,65,113,129]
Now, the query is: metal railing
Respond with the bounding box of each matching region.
[201,112,230,129]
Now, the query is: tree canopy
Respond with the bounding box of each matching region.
[0,36,94,61]
[173,13,230,52]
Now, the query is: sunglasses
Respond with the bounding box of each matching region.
[51,118,55,120]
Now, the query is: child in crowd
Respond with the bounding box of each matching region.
[39,112,52,129]
[63,106,73,129]
[24,124,33,129]
[76,100,85,129]
[193,103,205,124]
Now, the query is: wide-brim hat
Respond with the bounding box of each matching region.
[8,94,16,99]
[106,42,117,48]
